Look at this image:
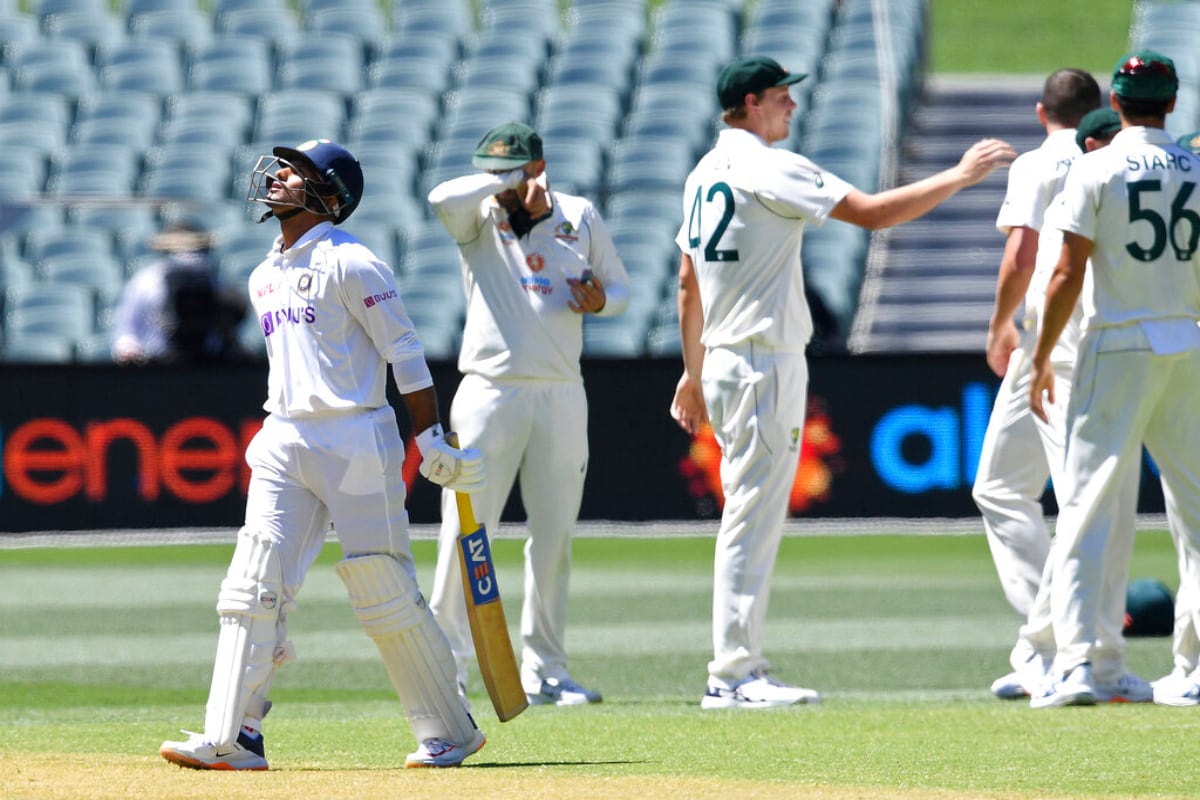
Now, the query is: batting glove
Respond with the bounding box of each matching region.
[416,425,486,493]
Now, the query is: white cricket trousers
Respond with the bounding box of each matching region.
[429,374,589,693]
[1051,332,1200,681]
[702,343,807,687]
[233,407,418,724]
[972,346,1060,622]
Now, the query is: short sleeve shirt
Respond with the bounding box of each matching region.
[675,128,853,351]
[1055,126,1200,334]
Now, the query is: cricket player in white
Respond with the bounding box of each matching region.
[973,70,1108,699]
[670,56,1014,708]
[1030,51,1200,707]
[981,101,1147,702]
[427,122,629,706]
[160,139,489,770]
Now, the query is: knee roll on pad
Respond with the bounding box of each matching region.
[204,529,294,748]
[336,553,478,745]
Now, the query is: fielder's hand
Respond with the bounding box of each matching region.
[956,138,1017,186]
[416,425,485,493]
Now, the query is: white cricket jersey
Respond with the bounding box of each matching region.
[1056,126,1200,348]
[675,128,853,351]
[247,222,429,418]
[428,171,630,381]
[995,128,1084,363]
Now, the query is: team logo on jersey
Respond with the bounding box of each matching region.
[363,289,397,308]
[297,272,313,294]
[526,253,545,272]
[814,173,824,188]
[555,221,578,241]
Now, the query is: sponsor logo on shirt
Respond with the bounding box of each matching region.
[520,276,552,296]
[363,290,398,308]
[260,306,316,336]
[497,220,516,243]
[526,254,545,272]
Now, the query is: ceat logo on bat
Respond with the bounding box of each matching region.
[460,529,501,606]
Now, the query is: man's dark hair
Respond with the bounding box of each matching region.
[1114,93,1172,122]
[1042,68,1102,127]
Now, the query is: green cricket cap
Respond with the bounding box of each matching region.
[472,121,543,170]
[717,55,807,109]
[1075,108,1121,150]
[1111,50,1178,101]
[1124,577,1174,637]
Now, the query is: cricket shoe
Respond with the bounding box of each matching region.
[701,670,821,710]
[989,671,1029,700]
[1029,663,1097,708]
[159,730,268,771]
[405,729,486,768]
[527,676,603,706]
[1152,668,1200,707]
[991,651,1051,699]
[1095,671,1152,703]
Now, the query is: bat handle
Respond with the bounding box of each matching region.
[444,432,480,531]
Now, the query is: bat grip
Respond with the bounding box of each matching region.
[444,432,480,531]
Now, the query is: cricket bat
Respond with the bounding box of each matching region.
[447,433,528,722]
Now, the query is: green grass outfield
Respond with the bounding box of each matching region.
[2,525,1197,799]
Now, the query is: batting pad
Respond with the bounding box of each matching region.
[204,528,295,748]
[335,554,478,745]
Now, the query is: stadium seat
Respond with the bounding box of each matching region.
[605,135,694,194]
[304,6,386,55]
[186,35,274,95]
[535,84,626,140]
[34,0,107,22]
[0,152,47,199]
[12,57,94,99]
[368,55,454,95]
[276,32,366,94]
[0,13,39,59]
[140,142,233,204]
[541,137,605,198]
[212,0,288,16]
[25,227,115,267]
[3,281,95,343]
[129,8,213,49]
[212,222,277,286]
[42,9,125,57]
[124,0,197,17]
[340,220,398,267]
[46,143,142,197]
[252,87,346,144]
[73,91,163,144]
[2,331,77,363]
[214,6,300,54]
[39,251,125,305]
[162,89,254,144]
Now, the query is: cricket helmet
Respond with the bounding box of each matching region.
[248,138,364,224]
